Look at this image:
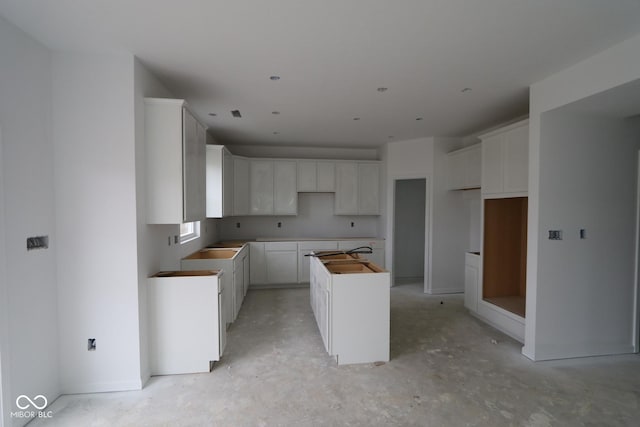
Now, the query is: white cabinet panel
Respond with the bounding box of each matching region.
[464,253,480,313]
[266,250,298,284]
[274,161,297,215]
[317,162,336,192]
[223,149,234,217]
[448,144,481,190]
[335,163,358,214]
[297,161,317,192]
[358,163,380,215]
[206,145,233,218]
[480,119,528,197]
[233,157,249,216]
[249,242,266,285]
[145,99,206,224]
[250,160,274,215]
[481,134,504,195]
[504,124,529,193]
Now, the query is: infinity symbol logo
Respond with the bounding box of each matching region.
[16,395,48,410]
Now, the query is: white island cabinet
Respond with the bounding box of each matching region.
[148,270,225,375]
[310,256,390,365]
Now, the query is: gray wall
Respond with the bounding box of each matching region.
[535,109,640,359]
[393,179,426,279]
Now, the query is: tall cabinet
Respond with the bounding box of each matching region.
[474,118,529,342]
[145,98,206,224]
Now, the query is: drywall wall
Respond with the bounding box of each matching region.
[218,193,378,240]
[52,52,141,393]
[0,15,59,426]
[525,32,640,360]
[393,179,426,279]
[534,110,640,359]
[384,137,469,293]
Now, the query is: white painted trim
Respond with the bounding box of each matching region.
[0,125,10,427]
[477,118,529,140]
[388,174,431,292]
[61,380,143,395]
[634,150,640,353]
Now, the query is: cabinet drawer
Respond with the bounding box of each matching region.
[264,241,298,251]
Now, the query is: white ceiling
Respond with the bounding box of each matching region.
[1,0,640,148]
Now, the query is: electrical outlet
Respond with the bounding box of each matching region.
[350,222,355,228]
[168,236,171,246]
[277,222,282,228]
[174,235,179,244]
[236,222,241,228]
[88,338,96,351]
[580,229,587,239]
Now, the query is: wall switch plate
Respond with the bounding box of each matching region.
[548,230,563,240]
[27,235,48,250]
[580,229,587,239]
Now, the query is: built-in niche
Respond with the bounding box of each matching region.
[482,197,528,317]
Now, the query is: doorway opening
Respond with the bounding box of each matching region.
[393,178,427,288]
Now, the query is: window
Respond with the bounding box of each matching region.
[180,221,200,244]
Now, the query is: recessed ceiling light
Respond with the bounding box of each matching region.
[272,111,280,115]
[461,87,472,93]
[388,136,394,139]
[231,110,242,118]
[416,117,423,121]
[377,87,388,92]
[270,76,281,81]
[273,131,279,135]
[208,113,217,117]
[353,117,360,121]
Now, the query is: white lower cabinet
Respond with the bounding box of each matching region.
[298,241,338,283]
[265,242,298,284]
[464,252,480,312]
[180,245,249,323]
[249,242,267,285]
[310,256,390,365]
[148,270,224,375]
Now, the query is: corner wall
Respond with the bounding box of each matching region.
[525,32,640,360]
[52,52,141,393]
[0,16,59,426]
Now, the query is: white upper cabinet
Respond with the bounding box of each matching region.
[249,160,275,215]
[206,145,234,218]
[297,160,336,192]
[335,162,359,214]
[249,159,297,215]
[358,163,380,215]
[274,161,298,215]
[480,119,529,197]
[447,143,481,190]
[335,162,381,215]
[145,98,206,224]
[297,161,317,192]
[233,156,250,216]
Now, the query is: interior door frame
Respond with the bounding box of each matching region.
[389,175,431,291]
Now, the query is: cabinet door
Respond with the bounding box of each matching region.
[335,163,358,215]
[265,244,298,284]
[205,145,223,218]
[447,151,466,190]
[250,160,274,215]
[249,242,266,285]
[233,157,250,216]
[464,264,479,312]
[465,145,482,188]
[316,162,336,192]
[503,125,529,193]
[297,161,317,192]
[222,150,234,217]
[182,109,206,222]
[481,134,504,195]
[358,163,380,215]
[274,161,297,215]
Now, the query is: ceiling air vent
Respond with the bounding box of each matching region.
[231,110,242,118]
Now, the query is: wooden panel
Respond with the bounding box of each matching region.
[482,197,528,305]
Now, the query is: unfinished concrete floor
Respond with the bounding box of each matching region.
[32,283,640,426]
